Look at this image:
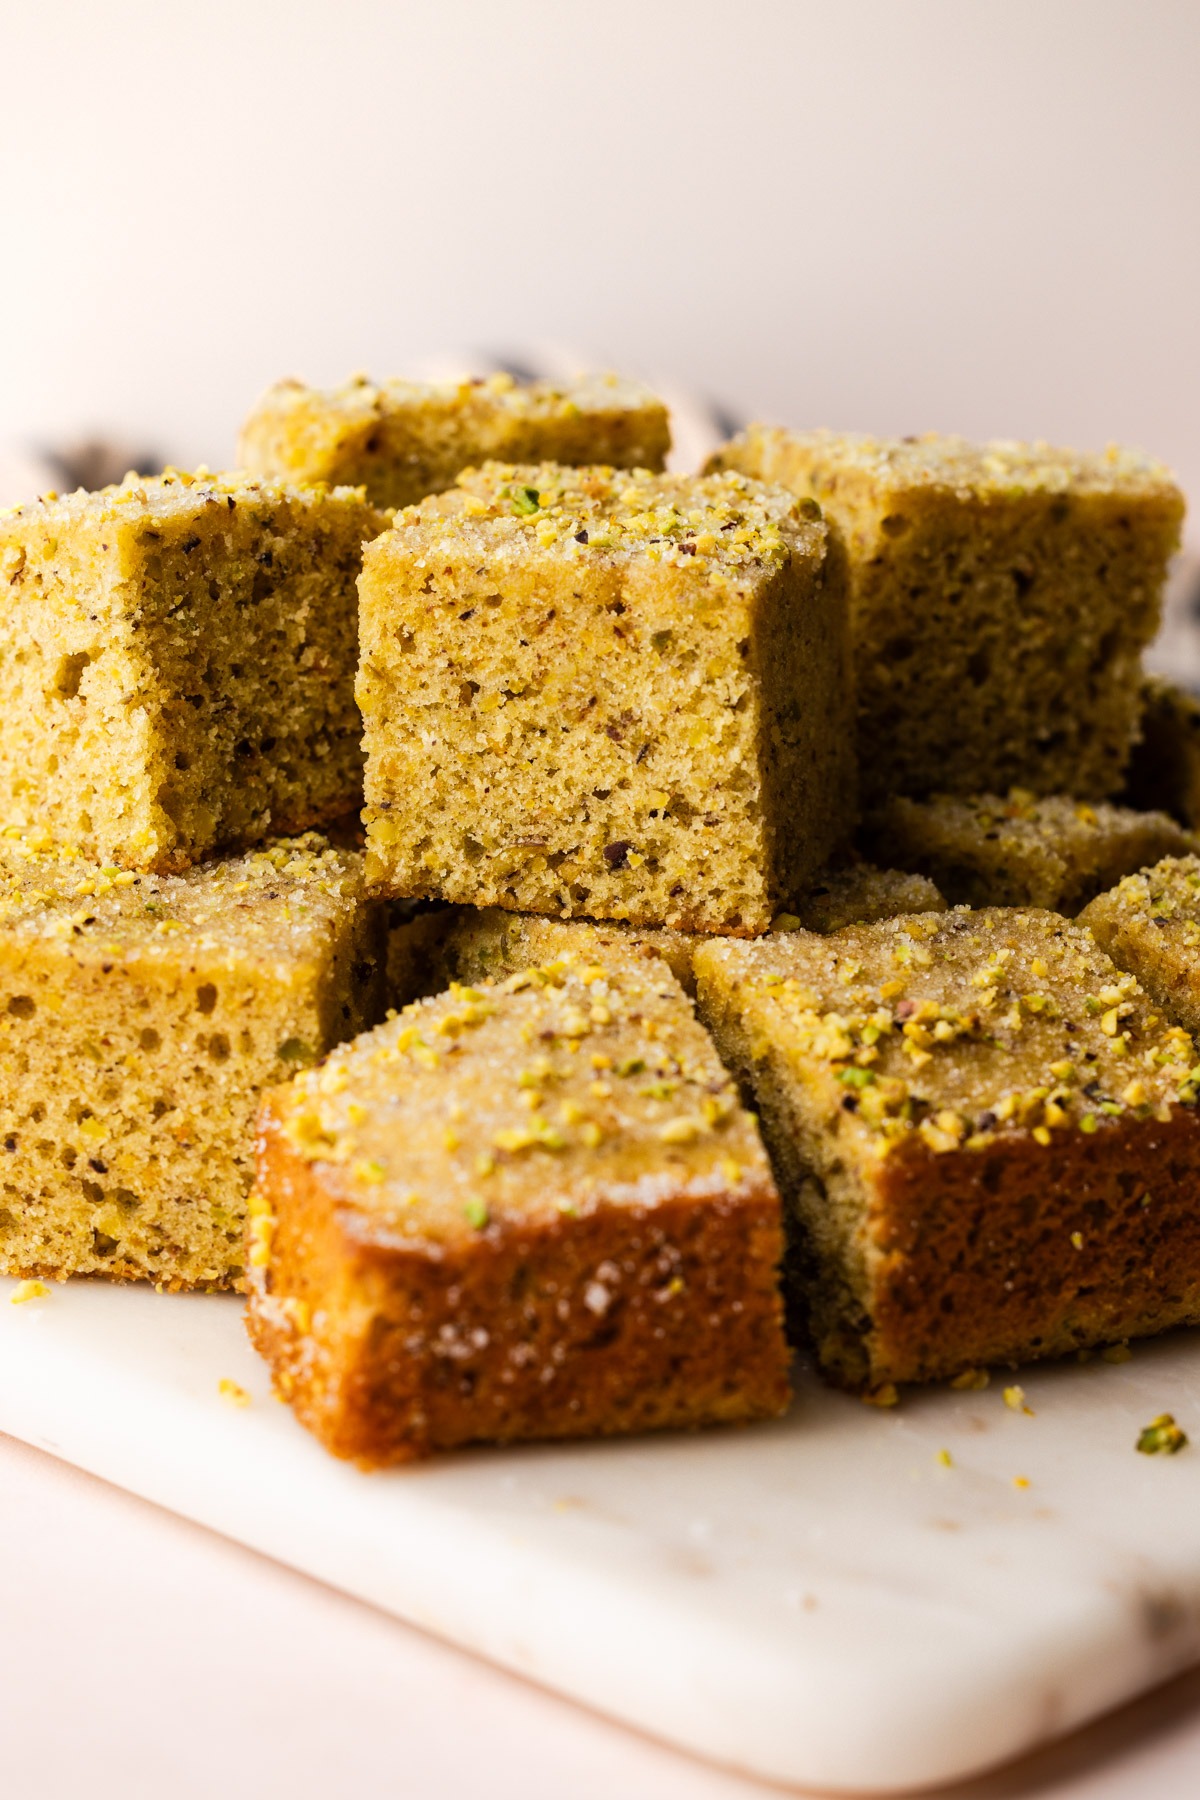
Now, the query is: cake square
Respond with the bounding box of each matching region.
[386,861,946,1011]
[707,429,1183,803]
[389,906,703,1004]
[1122,678,1200,829]
[0,832,385,1290]
[0,470,389,871]
[694,910,1200,1391]
[358,462,854,935]
[238,371,671,510]
[1080,854,1200,1035]
[776,860,945,935]
[867,790,1192,913]
[247,946,789,1463]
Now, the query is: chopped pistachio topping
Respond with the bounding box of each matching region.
[949,1368,989,1390]
[699,908,1198,1155]
[0,827,366,964]
[399,460,815,581]
[1136,1413,1188,1455]
[9,1279,50,1304]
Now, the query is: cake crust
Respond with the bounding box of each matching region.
[389,905,703,1004]
[247,948,790,1462]
[1080,854,1200,1035]
[694,909,1200,1389]
[387,863,947,1013]
[860,1109,1200,1383]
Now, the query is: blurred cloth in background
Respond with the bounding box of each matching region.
[0,437,160,509]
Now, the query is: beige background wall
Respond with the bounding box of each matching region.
[1,0,1197,532]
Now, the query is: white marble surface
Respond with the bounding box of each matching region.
[3,1278,1200,1792]
[9,1432,1200,1800]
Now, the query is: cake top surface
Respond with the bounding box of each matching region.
[0,466,376,535]
[435,909,701,998]
[695,909,1199,1157]
[1082,854,1200,942]
[272,948,771,1249]
[251,369,665,424]
[375,461,821,580]
[782,861,946,935]
[443,908,698,968]
[0,830,366,972]
[874,790,1193,860]
[719,425,1182,501]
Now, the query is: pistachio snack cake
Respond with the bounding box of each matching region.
[1081,855,1200,1036]
[247,947,790,1464]
[707,429,1183,804]
[238,371,671,510]
[1122,677,1200,829]
[0,831,385,1289]
[396,906,704,1004]
[866,790,1193,914]
[777,860,946,936]
[0,470,389,872]
[387,862,946,1008]
[358,462,854,935]
[694,910,1200,1391]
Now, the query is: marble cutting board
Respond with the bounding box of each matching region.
[2,1274,1200,1794]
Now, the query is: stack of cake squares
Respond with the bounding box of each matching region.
[4,364,1200,1465]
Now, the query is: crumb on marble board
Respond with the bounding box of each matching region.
[10,1278,49,1304]
[1136,1413,1188,1455]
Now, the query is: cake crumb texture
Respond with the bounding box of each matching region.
[707,427,1183,803]
[0,830,386,1290]
[359,461,854,935]
[0,469,389,872]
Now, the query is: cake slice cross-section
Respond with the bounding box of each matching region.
[0,470,389,871]
[0,831,386,1290]
[358,461,854,935]
[707,428,1183,803]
